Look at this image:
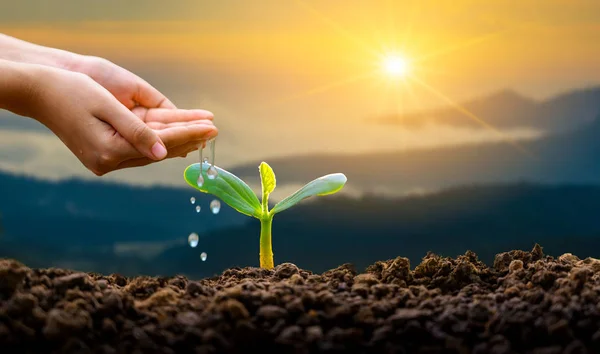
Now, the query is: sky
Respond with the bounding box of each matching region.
[0,0,598,191]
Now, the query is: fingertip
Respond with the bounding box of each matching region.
[207,127,218,139]
[160,98,177,109]
[186,109,214,120]
[151,141,168,160]
[199,109,214,120]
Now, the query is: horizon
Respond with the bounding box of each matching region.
[0,83,598,189]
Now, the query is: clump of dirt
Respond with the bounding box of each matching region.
[2,244,600,353]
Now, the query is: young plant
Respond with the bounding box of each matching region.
[183,161,347,269]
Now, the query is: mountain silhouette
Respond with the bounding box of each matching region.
[230,110,600,197]
[2,173,600,278]
[376,86,600,133]
[2,86,599,135]
[2,85,600,278]
[0,171,246,248]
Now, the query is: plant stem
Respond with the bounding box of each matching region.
[259,215,274,269]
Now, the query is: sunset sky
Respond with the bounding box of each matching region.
[0,0,599,191]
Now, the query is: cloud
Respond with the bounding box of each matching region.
[0,115,542,188]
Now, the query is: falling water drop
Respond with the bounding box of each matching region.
[195,205,201,213]
[209,138,216,165]
[188,233,199,248]
[203,157,209,164]
[199,143,203,164]
[197,144,205,187]
[190,197,196,204]
[207,138,218,179]
[207,166,218,180]
[210,199,221,214]
[200,252,207,261]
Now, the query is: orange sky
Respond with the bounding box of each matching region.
[1,0,599,112]
[0,1,598,187]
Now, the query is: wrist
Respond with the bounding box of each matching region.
[0,33,81,71]
[0,59,50,120]
[0,59,33,115]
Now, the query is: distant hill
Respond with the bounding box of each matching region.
[0,171,246,250]
[148,182,600,279]
[3,179,600,279]
[3,86,599,136]
[376,86,600,133]
[230,113,600,197]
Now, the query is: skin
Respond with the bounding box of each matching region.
[0,34,217,176]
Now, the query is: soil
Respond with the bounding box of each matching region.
[2,244,600,353]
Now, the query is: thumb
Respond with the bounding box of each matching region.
[101,102,167,161]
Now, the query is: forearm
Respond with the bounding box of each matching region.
[0,33,80,71]
[0,58,38,117]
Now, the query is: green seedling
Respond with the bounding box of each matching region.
[184,161,347,269]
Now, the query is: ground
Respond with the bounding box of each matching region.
[1,244,600,353]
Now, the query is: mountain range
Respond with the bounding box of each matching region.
[376,86,600,133]
[1,85,600,278]
[231,108,600,197]
[2,179,600,279]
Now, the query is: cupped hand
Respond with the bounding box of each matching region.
[73,55,177,110]
[25,64,217,176]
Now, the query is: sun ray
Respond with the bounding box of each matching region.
[401,78,421,117]
[400,1,419,51]
[387,0,398,47]
[293,0,381,59]
[408,74,536,159]
[413,28,510,65]
[269,70,379,106]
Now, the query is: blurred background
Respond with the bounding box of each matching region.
[1,0,600,278]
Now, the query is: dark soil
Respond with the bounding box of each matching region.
[2,244,600,353]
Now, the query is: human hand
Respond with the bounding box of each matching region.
[72,55,177,110]
[70,56,213,156]
[21,64,217,176]
[0,34,177,111]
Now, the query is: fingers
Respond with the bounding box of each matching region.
[156,123,218,148]
[146,121,214,130]
[132,107,214,124]
[115,123,215,161]
[115,140,204,170]
[133,79,177,109]
[97,102,167,161]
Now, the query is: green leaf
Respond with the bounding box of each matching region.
[259,162,276,209]
[271,173,347,215]
[184,163,262,218]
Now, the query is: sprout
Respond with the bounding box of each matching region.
[183,161,347,269]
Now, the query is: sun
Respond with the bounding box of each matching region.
[383,55,410,78]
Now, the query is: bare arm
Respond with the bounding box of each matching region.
[0,58,37,116]
[0,33,175,109]
[0,58,217,175]
[0,33,78,70]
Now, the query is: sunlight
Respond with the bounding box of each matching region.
[264,0,535,160]
[383,55,410,78]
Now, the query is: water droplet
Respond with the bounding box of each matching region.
[203,157,209,164]
[199,143,203,164]
[200,252,207,261]
[196,174,204,187]
[210,199,221,214]
[195,205,201,213]
[188,233,199,248]
[209,138,216,166]
[190,197,196,204]
[207,166,218,180]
